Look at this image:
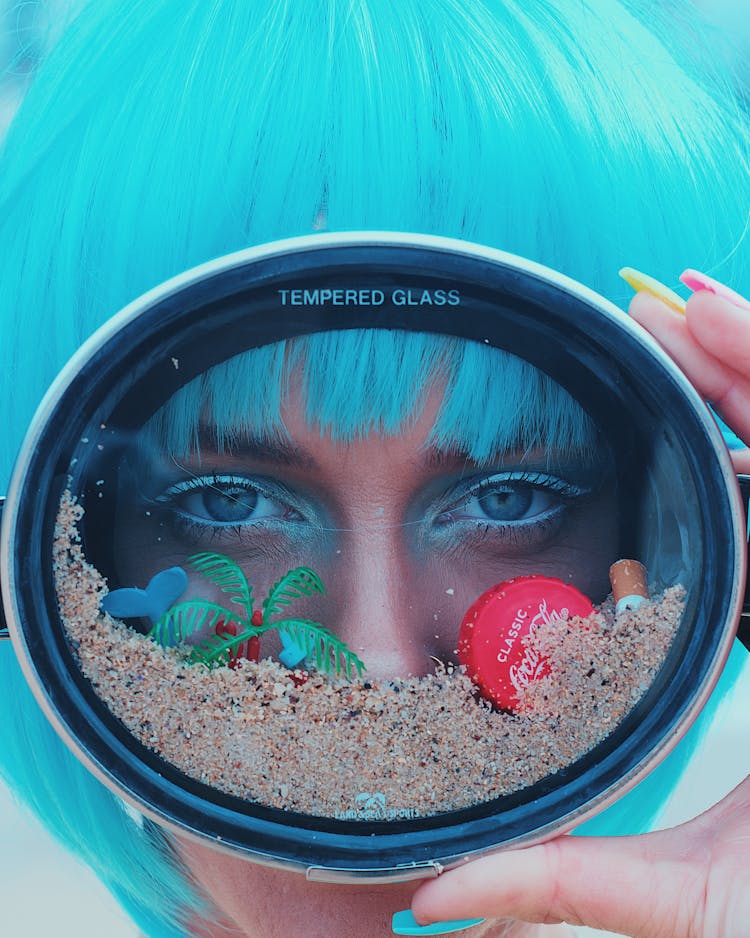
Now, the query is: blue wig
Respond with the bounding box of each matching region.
[148,330,598,465]
[1,1,749,934]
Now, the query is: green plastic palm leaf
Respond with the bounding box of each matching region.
[149,599,238,646]
[190,619,289,667]
[187,631,235,668]
[262,566,325,620]
[278,618,366,679]
[188,552,254,614]
[147,554,367,677]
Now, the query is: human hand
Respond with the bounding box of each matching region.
[626,272,750,474]
[409,774,750,937]
[407,272,750,938]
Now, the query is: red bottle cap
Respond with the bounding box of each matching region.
[457,576,593,711]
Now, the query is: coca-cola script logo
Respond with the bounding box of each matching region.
[508,599,569,694]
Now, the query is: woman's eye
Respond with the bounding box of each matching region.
[436,474,584,527]
[158,478,303,526]
[471,485,536,521]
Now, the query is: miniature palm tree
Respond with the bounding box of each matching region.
[149,552,365,679]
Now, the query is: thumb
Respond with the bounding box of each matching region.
[410,826,703,937]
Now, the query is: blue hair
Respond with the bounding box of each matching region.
[150,331,598,464]
[1,0,749,933]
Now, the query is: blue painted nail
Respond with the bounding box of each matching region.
[392,909,485,935]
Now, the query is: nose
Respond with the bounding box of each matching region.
[334,520,428,680]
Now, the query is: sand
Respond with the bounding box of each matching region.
[54,491,683,820]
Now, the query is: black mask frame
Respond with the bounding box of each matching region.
[0,233,746,881]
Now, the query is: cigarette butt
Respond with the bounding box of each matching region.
[609,559,649,613]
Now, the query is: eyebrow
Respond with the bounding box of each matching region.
[422,444,613,481]
[198,428,475,473]
[196,425,318,470]
[195,426,467,474]
[192,427,609,480]
[419,444,559,472]
[421,446,475,471]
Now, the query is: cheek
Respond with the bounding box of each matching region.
[110,494,620,669]
[112,514,185,583]
[110,513,336,652]
[112,509,333,599]
[547,492,619,600]
[421,490,620,617]
[175,836,419,938]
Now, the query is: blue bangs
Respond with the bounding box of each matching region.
[148,330,598,463]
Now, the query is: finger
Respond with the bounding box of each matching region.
[628,292,750,444]
[685,289,750,376]
[411,829,700,938]
[731,448,750,475]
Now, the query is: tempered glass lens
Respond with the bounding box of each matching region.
[49,254,692,825]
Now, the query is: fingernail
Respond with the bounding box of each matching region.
[392,910,485,935]
[679,269,750,311]
[619,267,686,314]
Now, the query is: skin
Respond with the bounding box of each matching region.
[114,382,618,678]
[114,369,618,937]
[411,776,750,937]
[175,834,579,937]
[407,287,750,938]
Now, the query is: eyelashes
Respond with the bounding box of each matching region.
[424,470,593,552]
[434,470,589,525]
[148,468,593,557]
[153,473,306,529]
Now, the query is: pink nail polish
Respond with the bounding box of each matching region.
[679,269,750,311]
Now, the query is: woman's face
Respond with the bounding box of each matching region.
[114,381,618,680]
[110,353,618,937]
